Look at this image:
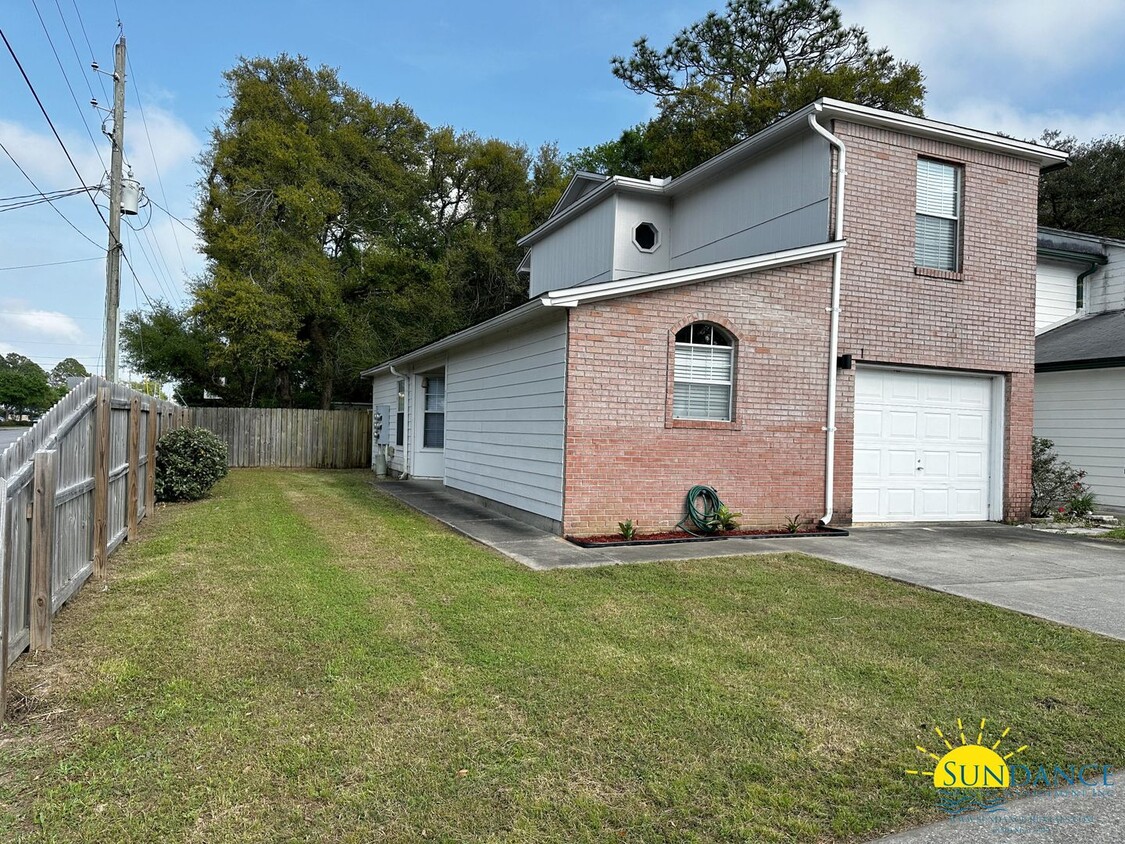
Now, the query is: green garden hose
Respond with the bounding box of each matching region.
[677,485,725,536]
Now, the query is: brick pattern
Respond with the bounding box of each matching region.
[832,120,1040,523]
[563,262,835,536]
[561,121,1041,534]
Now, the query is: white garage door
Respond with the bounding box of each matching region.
[853,368,994,522]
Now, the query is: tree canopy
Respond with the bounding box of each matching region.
[1038,132,1125,239]
[572,0,925,177]
[123,55,566,408]
[0,353,56,420]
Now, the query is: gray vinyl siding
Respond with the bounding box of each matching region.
[669,132,830,269]
[443,313,567,521]
[1035,367,1125,511]
[371,373,404,474]
[529,196,615,297]
[612,193,672,279]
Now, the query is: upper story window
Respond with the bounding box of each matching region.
[673,322,733,421]
[915,158,962,271]
[633,221,661,252]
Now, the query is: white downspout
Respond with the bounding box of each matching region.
[389,365,410,479]
[807,110,846,526]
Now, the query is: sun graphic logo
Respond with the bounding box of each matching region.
[907,718,1028,815]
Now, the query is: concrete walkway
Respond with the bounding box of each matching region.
[372,479,1125,640]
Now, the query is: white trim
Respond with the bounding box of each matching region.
[541,240,845,308]
[989,375,1006,521]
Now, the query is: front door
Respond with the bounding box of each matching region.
[411,371,445,478]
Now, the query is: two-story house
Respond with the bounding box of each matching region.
[1034,229,1125,511]
[364,98,1066,536]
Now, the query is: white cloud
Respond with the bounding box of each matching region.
[0,305,84,342]
[930,99,1125,144]
[0,119,105,192]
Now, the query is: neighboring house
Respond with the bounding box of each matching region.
[1034,229,1125,511]
[364,98,1065,536]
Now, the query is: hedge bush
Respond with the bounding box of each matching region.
[155,427,229,502]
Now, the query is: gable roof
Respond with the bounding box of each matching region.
[1037,309,1125,371]
[362,240,842,377]
[518,98,1070,250]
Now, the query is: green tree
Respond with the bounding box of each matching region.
[1039,132,1125,239]
[48,357,89,388]
[0,353,55,419]
[124,55,567,408]
[572,0,925,177]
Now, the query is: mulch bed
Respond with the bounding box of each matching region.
[567,526,849,547]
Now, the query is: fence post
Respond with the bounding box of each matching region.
[0,475,9,724]
[93,386,111,579]
[30,450,57,651]
[145,400,158,518]
[126,397,141,541]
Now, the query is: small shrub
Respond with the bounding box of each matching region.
[155,427,228,502]
[785,514,803,534]
[709,505,742,533]
[618,519,637,540]
[1031,437,1093,518]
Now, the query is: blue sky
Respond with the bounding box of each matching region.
[2,0,1125,377]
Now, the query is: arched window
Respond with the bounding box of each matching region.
[673,322,734,421]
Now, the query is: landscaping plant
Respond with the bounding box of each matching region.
[709,505,742,533]
[785,514,803,534]
[154,427,229,502]
[1031,436,1094,518]
[618,519,637,540]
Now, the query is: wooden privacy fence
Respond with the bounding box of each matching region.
[191,407,371,468]
[0,377,187,723]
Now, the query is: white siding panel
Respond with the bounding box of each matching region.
[670,132,830,269]
[1089,245,1125,314]
[1034,368,1125,510]
[529,197,615,297]
[443,314,567,521]
[1035,260,1079,332]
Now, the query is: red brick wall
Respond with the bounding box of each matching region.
[561,122,1041,535]
[832,120,1041,523]
[563,261,836,536]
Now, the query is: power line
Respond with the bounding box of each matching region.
[147,195,200,237]
[0,186,93,203]
[0,139,105,250]
[127,52,190,277]
[0,26,110,232]
[0,186,97,213]
[29,0,108,176]
[119,246,159,310]
[67,0,111,107]
[0,256,103,272]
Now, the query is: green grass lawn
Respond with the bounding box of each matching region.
[2,470,1123,843]
[1099,526,1125,542]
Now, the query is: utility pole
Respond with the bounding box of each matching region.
[102,36,126,382]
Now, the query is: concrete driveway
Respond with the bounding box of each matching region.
[0,427,30,451]
[778,523,1125,641]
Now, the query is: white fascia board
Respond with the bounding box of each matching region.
[360,299,547,377]
[539,240,845,308]
[814,99,1069,168]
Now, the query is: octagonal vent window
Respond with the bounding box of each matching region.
[633,221,660,253]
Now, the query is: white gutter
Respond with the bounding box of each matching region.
[389,365,410,479]
[807,109,847,526]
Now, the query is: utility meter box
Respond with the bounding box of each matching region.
[374,404,391,446]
